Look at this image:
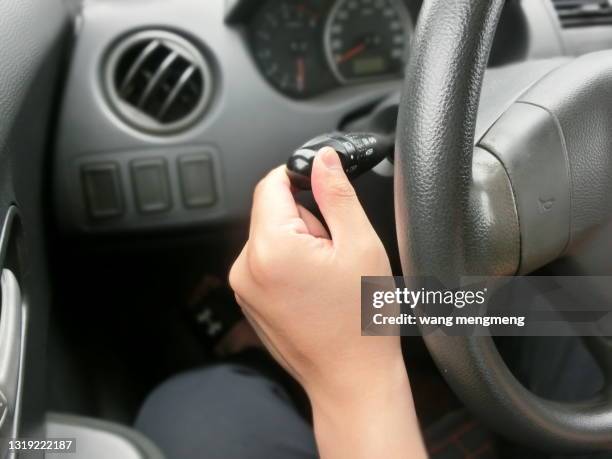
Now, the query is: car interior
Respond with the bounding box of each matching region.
[2,0,612,457]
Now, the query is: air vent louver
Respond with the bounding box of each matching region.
[552,0,612,28]
[105,31,212,134]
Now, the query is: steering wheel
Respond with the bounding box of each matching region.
[395,0,612,452]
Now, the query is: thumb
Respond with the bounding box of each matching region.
[311,147,371,243]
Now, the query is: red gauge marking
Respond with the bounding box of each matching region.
[296,57,305,92]
[337,42,367,64]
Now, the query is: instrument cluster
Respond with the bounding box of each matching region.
[249,0,412,98]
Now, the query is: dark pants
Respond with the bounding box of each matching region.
[135,356,317,459]
[135,338,603,459]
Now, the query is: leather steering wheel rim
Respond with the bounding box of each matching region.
[394,0,612,452]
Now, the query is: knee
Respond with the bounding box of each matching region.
[134,364,317,459]
[136,365,240,426]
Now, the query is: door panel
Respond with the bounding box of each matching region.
[0,0,70,455]
[0,208,26,459]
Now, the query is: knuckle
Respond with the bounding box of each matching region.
[228,258,244,293]
[327,178,355,200]
[247,239,282,284]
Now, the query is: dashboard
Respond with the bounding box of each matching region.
[247,0,412,98]
[53,0,612,236]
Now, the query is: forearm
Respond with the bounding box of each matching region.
[308,359,427,459]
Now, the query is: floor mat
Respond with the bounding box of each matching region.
[425,410,497,459]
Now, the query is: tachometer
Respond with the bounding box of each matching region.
[250,0,335,98]
[325,0,411,83]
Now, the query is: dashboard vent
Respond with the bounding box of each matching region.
[552,0,612,27]
[105,30,212,134]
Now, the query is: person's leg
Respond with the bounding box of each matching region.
[135,361,317,459]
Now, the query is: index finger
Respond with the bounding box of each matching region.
[250,165,300,234]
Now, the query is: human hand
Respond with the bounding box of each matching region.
[229,147,401,399]
[230,147,426,458]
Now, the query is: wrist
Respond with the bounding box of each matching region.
[307,351,408,409]
[308,356,427,459]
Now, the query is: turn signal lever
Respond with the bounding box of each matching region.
[286,132,394,190]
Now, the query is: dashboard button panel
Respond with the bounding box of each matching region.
[81,163,124,219]
[178,154,217,208]
[130,158,172,214]
[70,145,224,232]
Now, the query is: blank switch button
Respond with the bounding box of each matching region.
[81,163,124,219]
[178,154,217,208]
[131,158,172,213]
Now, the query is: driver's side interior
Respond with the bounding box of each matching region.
[2,0,612,457]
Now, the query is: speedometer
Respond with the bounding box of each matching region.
[325,0,411,83]
[250,0,335,98]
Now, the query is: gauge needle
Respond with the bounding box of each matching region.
[337,42,366,64]
[296,57,305,92]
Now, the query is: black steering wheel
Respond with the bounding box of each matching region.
[395,0,612,452]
